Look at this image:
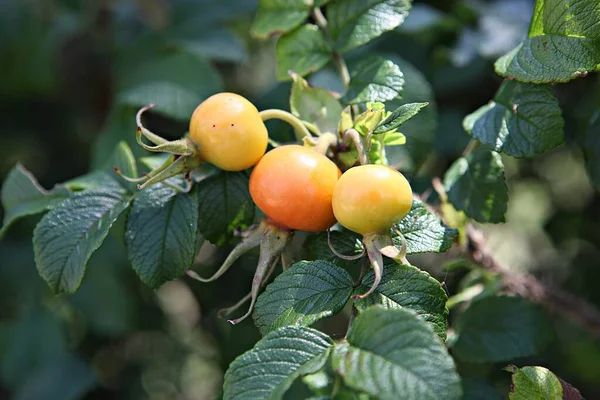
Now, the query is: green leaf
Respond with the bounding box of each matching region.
[383,132,406,146]
[342,56,404,105]
[463,80,564,157]
[197,171,255,246]
[33,189,131,294]
[175,29,247,62]
[0,164,69,238]
[506,365,584,400]
[393,199,457,254]
[290,73,343,134]
[354,264,448,340]
[253,260,354,335]
[223,326,333,400]
[276,24,333,81]
[251,0,311,39]
[443,148,508,223]
[126,184,202,289]
[495,0,600,83]
[332,307,462,400]
[118,81,202,121]
[449,296,552,363]
[327,0,412,52]
[304,230,364,266]
[374,102,429,134]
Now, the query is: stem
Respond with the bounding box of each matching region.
[314,132,339,155]
[343,129,370,165]
[259,109,313,142]
[311,7,351,88]
[462,139,480,157]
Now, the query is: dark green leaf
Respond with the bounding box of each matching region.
[374,102,429,134]
[176,29,246,62]
[354,264,448,339]
[197,172,255,246]
[276,24,333,81]
[327,0,412,52]
[33,189,131,293]
[342,56,404,104]
[449,296,552,363]
[251,0,311,39]
[463,80,564,157]
[495,0,600,83]
[332,307,462,400]
[393,199,457,254]
[126,184,202,289]
[443,148,508,223]
[223,326,333,400]
[505,365,585,400]
[0,164,69,238]
[253,260,353,335]
[290,73,343,134]
[13,354,95,400]
[461,377,503,400]
[304,230,363,266]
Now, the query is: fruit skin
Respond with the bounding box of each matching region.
[189,92,268,171]
[250,145,342,232]
[332,165,412,235]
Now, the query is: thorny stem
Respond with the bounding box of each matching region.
[343,129,370,165]
[259,109,313,142]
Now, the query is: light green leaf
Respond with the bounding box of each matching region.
[342,56,404,104]
[126,184,202,289]
[251,0,311,39]
[383,132,406,146]
[276,24,333,81]
[0,164,69,238]
[290,73,343,134]
[505,365,583,400]
[393,199,457,254]
[33,189,131,293]
[449,296,552,363]
[197,171,255,246]
[327,0,412,52]
[443,148,508,223]
[463,80,564,157]
[118,81,202,121]
[495,0,600,83]
[354,264,448,339]
[332,307,462,400]
[223,326,333,400]
[374,102,429,134]
[253,260,354,335]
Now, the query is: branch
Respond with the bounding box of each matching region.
[465,224,600,338]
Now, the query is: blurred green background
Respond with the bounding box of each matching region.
[1,0,600,399]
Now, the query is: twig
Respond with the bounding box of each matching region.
[465,224,600,338]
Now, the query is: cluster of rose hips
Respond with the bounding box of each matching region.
[126,92,413,324]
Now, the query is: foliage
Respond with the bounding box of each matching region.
[1,0,599,399]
